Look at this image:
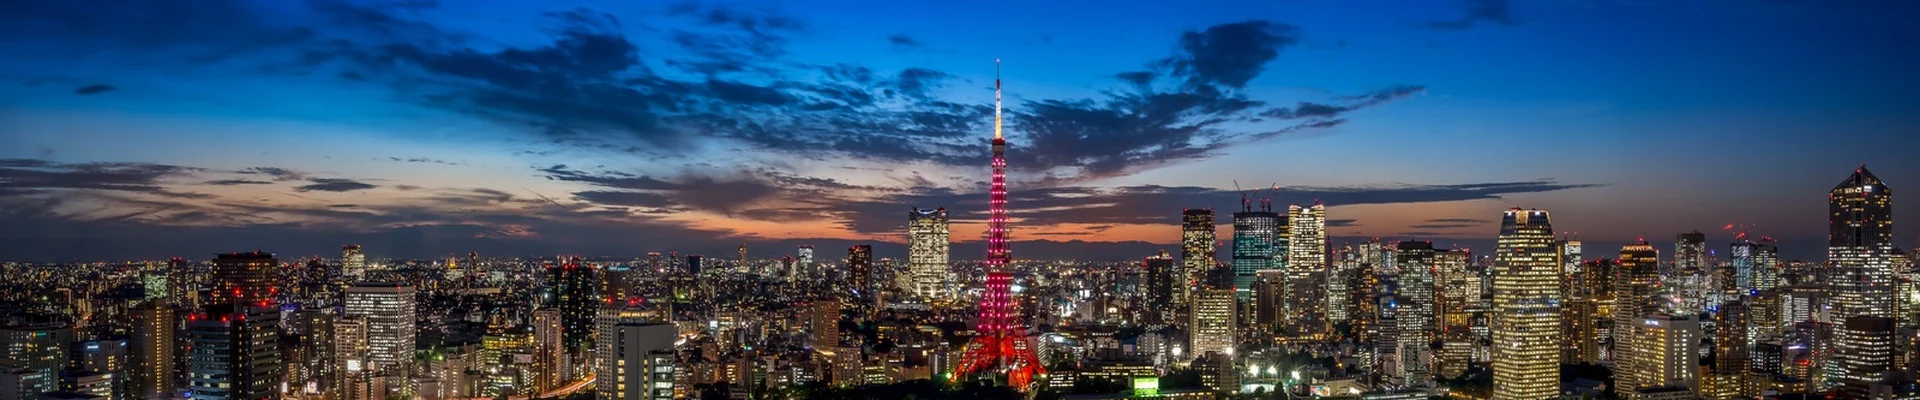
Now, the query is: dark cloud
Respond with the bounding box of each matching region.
[294,178,377,193]
[204,179,272,186]
[1409,223,1474,229]
[73,84,114,95]
[1328,219,1360,227]
[0,158,196,193]
[1426,0,1520,30]
[1425,218,1490,223]
[238,167,307,181]
[1260,86,1425,120]
[1161,21,1298,90]
[387,157,456,165]
[543,165,787,214]
[887,34,922,51]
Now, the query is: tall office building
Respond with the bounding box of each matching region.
[209,251,276,307]
[604,323,676,400]
[1231,205,1282,301]
[1190,288,1237,358]
[334,316,378,400]
[1674,231,1714,312]
[811,298,840,350]
[345,283,416,394]
[797,246,815,279]
[908,208,951,300]
[1435,248,1478,373]
[1753,239,1780,292]
[1143,251,1178,326]
[1285,203,1327,338]
[1830,166,1895,322]
[1709,301,1749,400]
[1253,270,1287,332]
[1627,315,1701,395]
[140,264,169,302]
[1395,241,1438,386]
[1181,209,1216,306]
[596,301,670,400]
[187,304,281,400]
[545,258,597,353]
[132,301,175,400]
[0,324,72,398]
[342,245,366,279]
[532,308,566,392]
[1558,239,1584,363]
[1729,238,1761,297]
[1835,316,1896,399]
[847,245,873,296]
[290,308,337,400]
[1614,241,1662,394]
[1491,208,1560,400]
[1328,245,1354,323]
[1572,259,1616,365]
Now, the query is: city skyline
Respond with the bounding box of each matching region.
[6,0,1920,261]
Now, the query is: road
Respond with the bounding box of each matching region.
[461,375,594,400]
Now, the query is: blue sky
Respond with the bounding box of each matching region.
[2,0,1917,261]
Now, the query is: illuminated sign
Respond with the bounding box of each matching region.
[1133,377,1159,397]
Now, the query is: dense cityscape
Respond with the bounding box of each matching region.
[6,1,1920,400]
[4,67,1919,399]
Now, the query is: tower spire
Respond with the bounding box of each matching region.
[994,58,1003,140]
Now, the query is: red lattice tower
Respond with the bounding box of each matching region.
[953,60,1044,389]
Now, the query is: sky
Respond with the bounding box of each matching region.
[2,0,1918,262]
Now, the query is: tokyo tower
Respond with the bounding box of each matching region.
[952,59,1046,388]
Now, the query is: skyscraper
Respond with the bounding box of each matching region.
[953,61,1044,388]
[1191,288,1237,358]
[1709,301,1749,400]
[1627,315,1701,396]
[1285,203,1327,338]
[909,208,951,300]
[532,308,566,392]
[132,301,174,400]
[1835,316,1896,399]
[342,245,365,279]
[1231,205,1281,301]
[1613,241,1661,394]
[1829,165,1895,322]
[209,251,276,307]
[596,300,670,400]
[847,245,873,296]
[187,304,281,400]
[1395,241,1437,387]
[1491,208,1560,400]
[1181,209,1216,306]
[545,258,597,352]
[1143,251,1178,326]
[797,245,815,279]
[345,283,416,394]
[1674,231,1714,312]
[604,323,676,400]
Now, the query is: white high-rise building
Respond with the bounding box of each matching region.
[908,208,950,300]
[1285,202,1326,337]
[345,283,415,395]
